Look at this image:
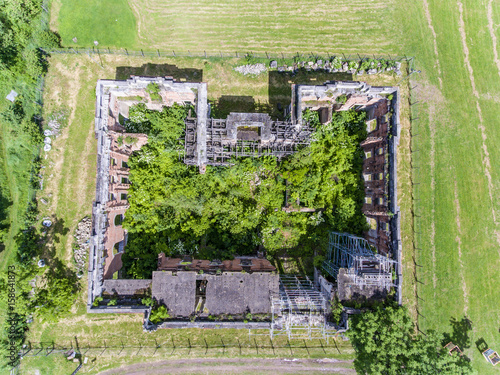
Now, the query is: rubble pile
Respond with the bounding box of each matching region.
[73,217,92,275]
[234,63,267,75]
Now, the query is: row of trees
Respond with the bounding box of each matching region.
[121,105,368,278]
[0,0,76,369]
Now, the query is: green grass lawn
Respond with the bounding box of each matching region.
[398,1,500,374]
[56,0,137,48]
[53,0,398,54]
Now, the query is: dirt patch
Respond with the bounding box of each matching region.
[97,358,355,375]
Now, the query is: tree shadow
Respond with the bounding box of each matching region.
[443,316,473,350]
[268,69,353,120]
[50,216,70,245]
[475,337,489,354]
[115,63,203,82]
[0,185,13,253]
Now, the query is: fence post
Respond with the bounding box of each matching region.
[157,49,160,57]
[204,51,207,58]
[173,50,176,57]
[236,51,238,58]
[125,49,128,56]
[141,49,144,57]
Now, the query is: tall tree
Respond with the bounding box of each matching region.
[348,305,473,375]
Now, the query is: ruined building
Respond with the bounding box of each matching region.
[88,76,400,315]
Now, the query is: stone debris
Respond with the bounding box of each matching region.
[42,219,52,227]
[234,63,266,76]
[43,144,51,152]
[44,137,51,144]
[73,216,92,276]
[270,60,278,69]
[44,129,52,136]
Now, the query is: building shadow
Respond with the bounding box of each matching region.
[268,69,353,120]
[115,63,203,82]
[209,95,271,119]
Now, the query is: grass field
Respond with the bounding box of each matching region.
[401,1,500,374]
[51,0,399,54]
[17,0,500,373]
[52,0,137,48]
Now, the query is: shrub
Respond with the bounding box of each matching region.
[107,298,117,306]
[330,296,343,325]
[336,94,347,104]
[150,305,170,323]
[313,255,325,269]
[92,296,103,307]
[146,83,161,101]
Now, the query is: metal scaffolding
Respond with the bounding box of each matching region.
[323,232,397,288]
[269,275,338,340]
[184,117,314,166]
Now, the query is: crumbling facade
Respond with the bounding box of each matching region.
[291,81,399,256]
[185,112,314,168]
[89,76,401,315]
[88,77,207,310]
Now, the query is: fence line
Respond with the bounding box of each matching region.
[407,58,424,330]
[41,47,412,62]
[20,338,342,359]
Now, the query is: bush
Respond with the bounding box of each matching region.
[92,296,103,307]
[141,297,154,306]
[330,296,343,325]
[149,305,170,323]
[107,298,117,306]
[146,83,161,101]
[313,255,325,269]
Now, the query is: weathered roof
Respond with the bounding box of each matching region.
[157,254,276,273]
[102,279,151,297]
[151,271,279,317]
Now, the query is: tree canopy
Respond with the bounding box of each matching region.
[348,305,473,375]
[122,105,368,278]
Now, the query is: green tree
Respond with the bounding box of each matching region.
[348,305,473,375]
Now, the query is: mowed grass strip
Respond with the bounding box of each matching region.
[57,0,136,48]
[399,0,500,373]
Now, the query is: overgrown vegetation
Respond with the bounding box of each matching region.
[348,305,473,374]
[121,105,367,278]
[149,305,170,324]
[0,0,79,370]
